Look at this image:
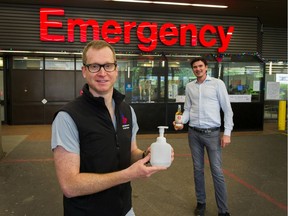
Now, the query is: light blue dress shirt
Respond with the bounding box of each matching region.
[182,75,234,136]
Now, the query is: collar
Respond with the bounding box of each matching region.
[81,83,125,105]
[195,74,212,84]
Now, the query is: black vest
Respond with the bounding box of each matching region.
[56,84,133,216]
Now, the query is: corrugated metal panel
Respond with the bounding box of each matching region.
[257,22,263,56]
[0,3,261,55]
[262,27,287,61]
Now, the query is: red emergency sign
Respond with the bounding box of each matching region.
[40,8,234,53]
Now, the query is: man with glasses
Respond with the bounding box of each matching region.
[51,40,170,216]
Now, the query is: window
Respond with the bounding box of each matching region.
[223,62,264,102]
[45,57,74,70]
[264,62,288,119]
[76,58,82,70]
[13,57,43,70]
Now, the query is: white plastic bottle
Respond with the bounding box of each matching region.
[150,126,172,168]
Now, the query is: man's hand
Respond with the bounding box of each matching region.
[127,154,167,179]
[221,135,231,148]
[173,121,184,131]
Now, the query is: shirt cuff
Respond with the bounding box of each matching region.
[224,129,232,136]
[181,111,189,124]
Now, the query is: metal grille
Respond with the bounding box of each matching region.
[0,3,261,55]
[262,27,287,62]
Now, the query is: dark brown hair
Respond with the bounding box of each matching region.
[190,57,208,67]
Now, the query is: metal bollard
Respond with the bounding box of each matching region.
[0,106,4,160]
[278,100,287,131]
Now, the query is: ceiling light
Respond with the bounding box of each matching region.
[269,61,272,75]
[191,4,228,8]
[154,1,191,6]
[107,0,228,8]
[110,0,151,3]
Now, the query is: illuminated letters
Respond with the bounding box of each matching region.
[137,22,158,52]
[40,8,234,53]
[40,8,65,41]
[67,19,100,42]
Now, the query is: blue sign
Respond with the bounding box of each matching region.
[125,83,133,92]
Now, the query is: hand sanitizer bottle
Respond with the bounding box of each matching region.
[150,126,172,168]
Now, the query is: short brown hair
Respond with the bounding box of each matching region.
[190,57,208,67]
[82,40,117,64]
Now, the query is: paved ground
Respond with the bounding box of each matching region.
[0,122,287,216]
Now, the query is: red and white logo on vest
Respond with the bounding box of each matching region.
[121,114,130,130]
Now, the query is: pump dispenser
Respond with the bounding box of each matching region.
[150,126,172,167]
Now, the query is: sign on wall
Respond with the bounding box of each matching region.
[266,82,280,100]
[40,8,234,53]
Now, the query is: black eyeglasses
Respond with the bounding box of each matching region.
[83,62,117,73]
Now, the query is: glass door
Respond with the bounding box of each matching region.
[0,57,4,122]
[116,55,167,104]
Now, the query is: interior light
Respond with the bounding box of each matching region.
[269,61,272,75]
[127,66,130,78]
